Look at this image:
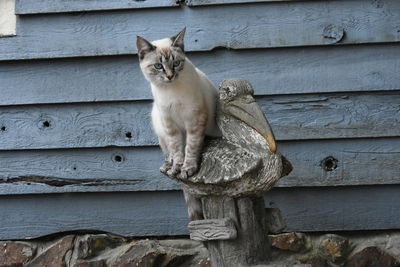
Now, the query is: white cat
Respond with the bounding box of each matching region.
[137,28,220,220]
[137,28,220,178]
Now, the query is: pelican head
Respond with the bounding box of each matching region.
[219,79,277,153]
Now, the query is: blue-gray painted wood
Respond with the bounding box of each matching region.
[264,186,400,232]
[1,185,400,239]
[0,91,399,150]
[186,0,299,6]
[0,191,188,239]
[1,138,399,195]
[2,44,400,105]
[2,0,400,60]
[16,0,178,14]
[16,0,299,14]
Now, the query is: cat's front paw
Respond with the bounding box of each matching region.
[159,160,172,174]
[179,164,199,179]
[167,163,183,177]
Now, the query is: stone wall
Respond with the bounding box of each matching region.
[1,231,399,267]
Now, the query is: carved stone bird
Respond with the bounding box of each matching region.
[171,78,293,197]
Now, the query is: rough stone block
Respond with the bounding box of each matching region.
[298,253,327,267]
[75,260,107,267]
[345,246,400,267]
[26,235,74,267]
[318,234,352,263]
[0,241,36,267]
[112,239,207,267]
[268,232,307,252]
[77,234,122,259]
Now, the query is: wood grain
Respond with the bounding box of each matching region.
[186,0,299,6]
[0,91,398,150]
[0,137,399,195]
[188,218,237,241]
[2,44,400,105]
[2,0,400,60]
[16,0,301,14]
[0,101,156,150]
[16,0,179,14]
[1,185,400,239]
[264,186,400,232]
[201,196,270,266]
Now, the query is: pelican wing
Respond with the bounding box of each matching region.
[187,138,262,184]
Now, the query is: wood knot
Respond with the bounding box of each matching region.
[321,156,338,172]
[323,25,344,44]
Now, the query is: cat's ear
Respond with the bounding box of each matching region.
[171,27,186,51]
[136,36,155,60]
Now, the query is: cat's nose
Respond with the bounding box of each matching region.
[166,74,174,80]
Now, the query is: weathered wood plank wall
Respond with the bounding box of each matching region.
[0,0,399,239]
[1,186,400,240]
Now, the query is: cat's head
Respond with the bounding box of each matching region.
[136,28,186,85]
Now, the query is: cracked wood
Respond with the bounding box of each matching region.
[0,137,398,194]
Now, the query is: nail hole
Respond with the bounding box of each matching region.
[42,121,50,127]
[321,156,338,172]
[0,126,6,131]
[114,155,123,162]
[73,167,77,171]
[194,39,198,42]
[125,132,132,139]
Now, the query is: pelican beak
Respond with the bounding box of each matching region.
[226,97,277,153]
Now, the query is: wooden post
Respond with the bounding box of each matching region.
[189,196,271,266]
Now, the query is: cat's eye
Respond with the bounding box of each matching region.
[173,60,181,67]
[154,63,163,69]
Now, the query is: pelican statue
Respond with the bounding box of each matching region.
[162,78,292,264]
[164,78,292,197]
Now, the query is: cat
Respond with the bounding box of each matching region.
[136,28,220,220]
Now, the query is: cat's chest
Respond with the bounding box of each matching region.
[159,99,192,116]
[154,87,202,112]
[156,95,201,130]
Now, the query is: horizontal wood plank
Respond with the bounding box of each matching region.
[2,0,400,60]
[0,138,399,195]
[186,0,299,6]
[0,101,156,149]
[264,186,400,232]
[0,91,399,150]
[2,44,400,105]
[16,0,179,14]
[1,185,400,239]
